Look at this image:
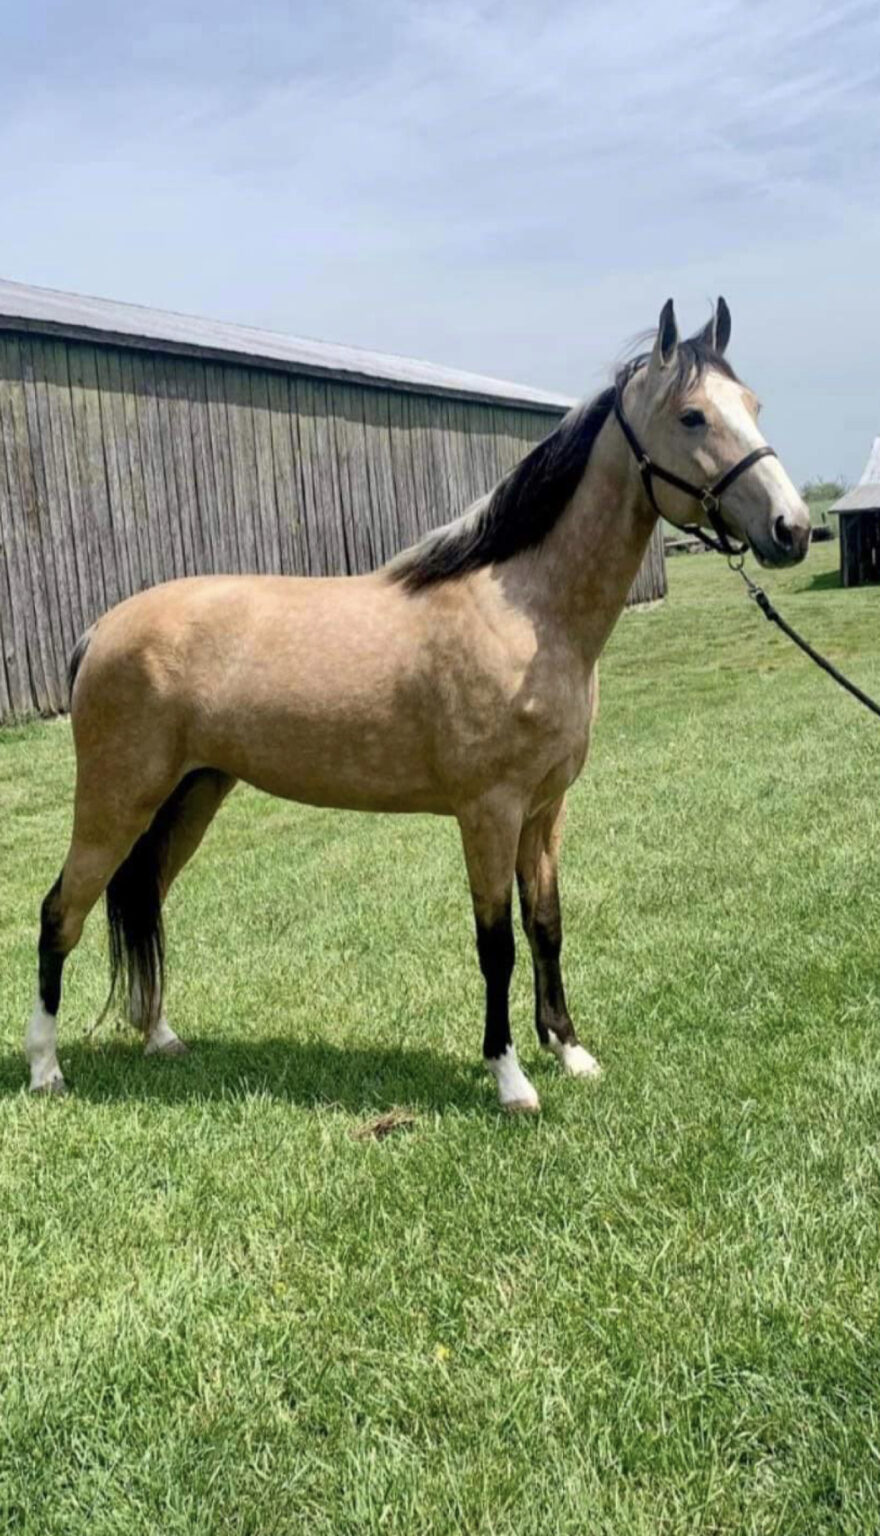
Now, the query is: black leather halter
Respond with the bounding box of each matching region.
[613,381,777,557]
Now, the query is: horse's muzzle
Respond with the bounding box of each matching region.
[753,510,811,568]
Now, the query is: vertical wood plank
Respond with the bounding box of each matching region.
[295,377,345,575]
[46,340,94,629]
[289,377,324,574]
[30,338,85,654]
[118,349,160,592]
[315,381,353,573]
[332,385,376,573]
[67,343,119,615]
[204,362,239,572]
[162,358,204,574]
[406,393,434,539]
[0,532,14,715]
[267,372,309,575]
[151,353,189,576]
[224,365,261,573]
[0,338,56,711]
[94,346,136,600]
[17,337,71,685]
[185,360,220,574]
[134,351,179,584]
[249,371,283,573]
[361,388,400,565]
[387,390,419,553]
[438,398,468,525]
[0,377,30,715]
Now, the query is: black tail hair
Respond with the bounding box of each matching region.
[67,628,93,702]
[104,772,205,1027]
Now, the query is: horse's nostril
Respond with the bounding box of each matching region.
[773,514,794,550]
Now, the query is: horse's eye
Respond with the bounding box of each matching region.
[680,409,706,429]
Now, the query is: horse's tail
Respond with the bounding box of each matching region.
[103,775,201,1025]
[104,819,167,1029]
[67,626,95,705]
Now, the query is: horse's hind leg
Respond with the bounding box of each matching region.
[136,770,236,1058]
[26,768,235,1091]
[516,796,601,1080]
[26,812,161,1094]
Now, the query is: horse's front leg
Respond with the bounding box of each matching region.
[458,796,539,1113]
[516,797,601,1079]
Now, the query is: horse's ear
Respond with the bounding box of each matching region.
[714,295,731,354]
[650,299,679,370]
[697,296,732,355]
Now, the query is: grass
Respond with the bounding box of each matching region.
[2,540,880,1534]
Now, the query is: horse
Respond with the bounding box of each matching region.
[24,298,810,1110]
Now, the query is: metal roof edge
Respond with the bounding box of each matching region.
[0,278,575,415]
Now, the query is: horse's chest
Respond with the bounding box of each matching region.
[517,692,590,797]
[430,637,592,803]
[486,681,592,798]
[515,673,590,749]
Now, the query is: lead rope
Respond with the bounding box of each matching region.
[727,553,880,720]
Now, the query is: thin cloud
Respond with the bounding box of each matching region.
[0,0,878,480]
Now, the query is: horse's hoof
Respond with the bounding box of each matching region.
[144,1026,188,1058]
[31,1075,67,1097]
[502,1095,541,1115]
[563,1046,602,1079]
[153,1038,188,1058]
[545,1038,603,1078]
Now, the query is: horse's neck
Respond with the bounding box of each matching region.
[518,416,657,660]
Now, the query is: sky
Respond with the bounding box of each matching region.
[2,0,880,485]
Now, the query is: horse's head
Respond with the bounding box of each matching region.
[621,299,810,567]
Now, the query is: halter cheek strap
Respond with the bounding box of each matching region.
[613,388,777,557]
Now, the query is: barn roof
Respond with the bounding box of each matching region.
[831,438,880,513]
[0,277,574,414]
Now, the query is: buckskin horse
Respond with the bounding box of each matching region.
[25,299,810,1109]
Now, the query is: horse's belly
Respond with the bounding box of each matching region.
[195,698,450,815]
[242,762,452,816]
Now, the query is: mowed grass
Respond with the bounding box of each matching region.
[2,541,880,1535]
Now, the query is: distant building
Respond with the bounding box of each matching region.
[831,439,880,586]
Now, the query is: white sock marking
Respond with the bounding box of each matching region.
[25,998,64,1092]
[487,1046,540,1111]
[546,1034,602,1078]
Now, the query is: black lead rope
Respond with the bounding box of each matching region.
[729,556,880,720]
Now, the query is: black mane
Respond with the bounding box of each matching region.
[391,334,737,593]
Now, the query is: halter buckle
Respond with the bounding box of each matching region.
[700,488,720,515]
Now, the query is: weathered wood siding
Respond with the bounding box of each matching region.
[839,511,880,587]
[0,331,665,721]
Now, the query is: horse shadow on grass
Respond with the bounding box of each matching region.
[0,1033,495,1115]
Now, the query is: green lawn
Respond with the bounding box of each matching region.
[2,541,880,1535]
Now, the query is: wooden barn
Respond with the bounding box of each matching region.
[0,279,667,723]
[831,438,880,587]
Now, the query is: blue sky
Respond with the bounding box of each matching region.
[3,0,879,484]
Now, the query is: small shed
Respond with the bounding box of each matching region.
[831,439,880,586]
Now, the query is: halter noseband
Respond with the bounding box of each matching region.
[613,377,777,557]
